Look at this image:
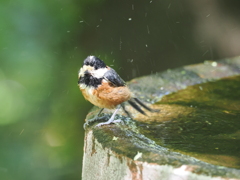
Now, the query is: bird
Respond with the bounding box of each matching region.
[78,55,159,127]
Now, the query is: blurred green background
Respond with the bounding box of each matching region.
[1,0,240,179]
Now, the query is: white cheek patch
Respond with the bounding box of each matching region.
[91,68,108,78]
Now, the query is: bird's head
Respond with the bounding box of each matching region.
[78,56,108,88]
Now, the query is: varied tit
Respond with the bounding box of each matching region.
[78,55,158,127]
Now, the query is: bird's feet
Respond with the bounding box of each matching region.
[84,115,109,129]
[84,106,123,128]
[95,119,123,127]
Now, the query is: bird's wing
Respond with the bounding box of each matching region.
[103,67,126,87]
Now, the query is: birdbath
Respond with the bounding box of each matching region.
[82,56,240,180]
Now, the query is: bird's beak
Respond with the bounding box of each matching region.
[84,70,91,75]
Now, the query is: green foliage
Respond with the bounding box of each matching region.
[0,0,105,179]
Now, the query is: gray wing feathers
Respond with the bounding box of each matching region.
[103,68,126,86]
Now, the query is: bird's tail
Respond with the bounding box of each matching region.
[127,98,159,116]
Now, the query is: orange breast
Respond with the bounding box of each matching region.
[80,82,131,109]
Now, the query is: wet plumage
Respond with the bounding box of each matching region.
[78,56,158,127]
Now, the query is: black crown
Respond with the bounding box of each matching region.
[83,56,106,69]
